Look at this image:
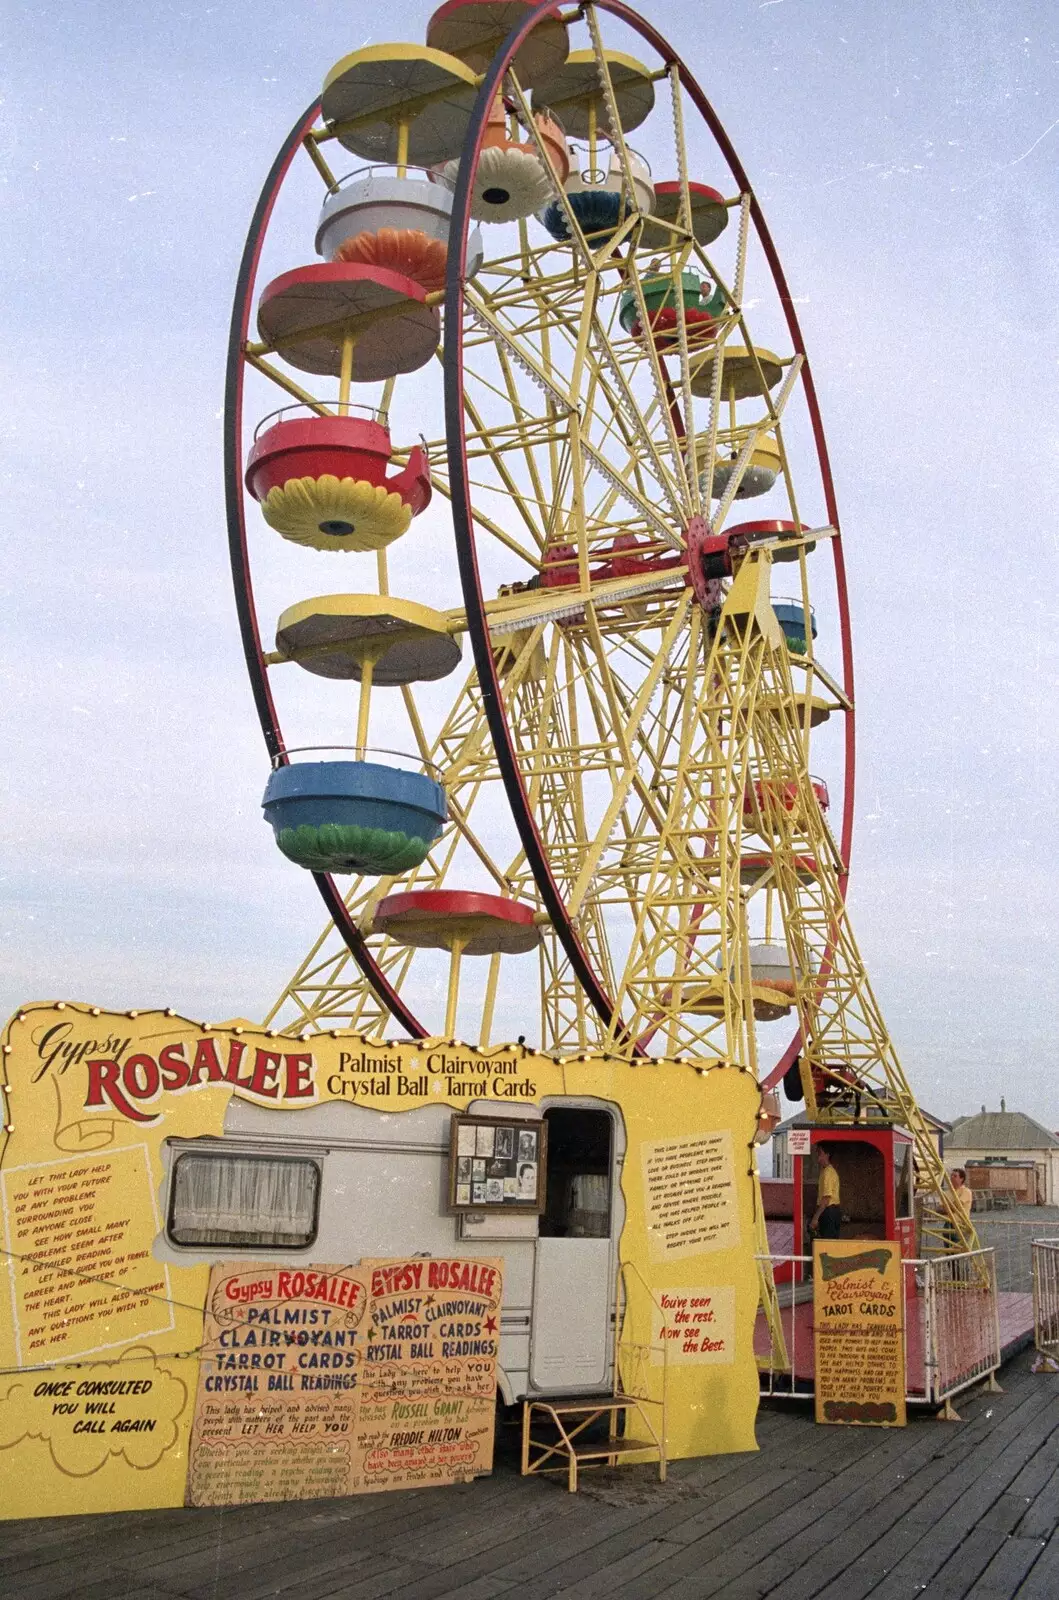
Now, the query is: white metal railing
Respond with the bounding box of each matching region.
[1032,1240,1059,1354]
[926,1249,1001,1406]
[756,1248,1001,1409]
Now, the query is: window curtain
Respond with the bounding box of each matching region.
[171,1153,318,1247]
[567,1173,610,1237]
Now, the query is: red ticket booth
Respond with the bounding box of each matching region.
[792,1124,916,1269]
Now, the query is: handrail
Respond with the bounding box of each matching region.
[755,1248,1001,1409]
[253,401,388,438]
[272,745,443,778]
[326,161,457,195]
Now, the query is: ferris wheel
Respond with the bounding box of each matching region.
[225,0,863,1092]
[225,0,976,1250]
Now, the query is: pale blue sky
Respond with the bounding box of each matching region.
[1,1,1057,1123]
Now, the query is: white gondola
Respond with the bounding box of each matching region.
[316,165,483,279]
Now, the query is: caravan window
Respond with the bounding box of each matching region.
[168,1150,320,1249]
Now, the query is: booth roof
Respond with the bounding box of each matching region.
[772,1106,950,1137]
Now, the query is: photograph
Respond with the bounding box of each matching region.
[455,1184,471,1207]
[456,1156,471,1183]
[518,1130,538,1164]
[475,1125,495,1158]
[485,1179,503,1204]
[494,1127,514,1161]
[517,1162,538,1201]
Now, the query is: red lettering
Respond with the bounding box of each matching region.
[158,1043,190,1091]
[277,1271,293,1298]
[225,1039,253,1085]
[248,1049,281,1098]
[283,1053,314,1100]
[84,1059,155,1125]
[122,1054,160,1100]
[337,1278,351,1308]
[371,1270,385,1298]
[189,1039,225,1086]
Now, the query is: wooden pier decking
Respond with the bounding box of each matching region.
[4,1350,1059,1599]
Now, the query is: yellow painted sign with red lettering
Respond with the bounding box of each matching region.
[0,1001,763,1517]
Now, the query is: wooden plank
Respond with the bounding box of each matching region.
[396,1486,579,1567]
[702,1455,957,1600]
[1015,1463,1059,1540]
[374,1505,638,1600]
[963,1535,1047,1599]
[806,1395,1059,1600]
[308,1557,443,1600]
[169,1492,468,1595]
[1009,1528,1059,1599]
[840,1400,1059,1600]
[686,1380,1059,1600]
[184,1546,406,1600]
[920,1525,1013,1597]
[688,1394,1025,1600]
[0,1559,144,1600]
[501,1468,810,1600]
[546,1473,826,1600]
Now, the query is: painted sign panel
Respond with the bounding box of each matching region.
[1,1145,173,1365]
[813,1241,906,1427]
[641,1131,740,1260]
[652,1287,736,1364]
[0,1002,763,1518]
[187,1257,501,1504]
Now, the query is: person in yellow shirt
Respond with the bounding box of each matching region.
[811,1144,842,1239]
[951,1167,974,1220]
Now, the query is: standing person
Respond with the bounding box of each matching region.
[947,1167,974,1252]
[950,1167,973,1221]
[811,1145,842,1240]
[946,1166,974,1276]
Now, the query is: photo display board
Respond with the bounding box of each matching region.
[448,1116,547,1213]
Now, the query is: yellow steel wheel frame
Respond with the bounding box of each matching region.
[241,4,973,1252]
[263,11,834,1076]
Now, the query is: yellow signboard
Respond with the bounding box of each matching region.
[813,1241,906,1427]
[188,1257,502,1503]
[0,1001,763,1517]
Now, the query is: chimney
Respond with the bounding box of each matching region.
[1001,1097,1006,1113]
[981,1105,986,1115]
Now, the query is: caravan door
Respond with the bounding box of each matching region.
[529,1105,619,1393]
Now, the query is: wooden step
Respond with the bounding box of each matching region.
[532,1395,639,1416]
[563,1436,659,1460]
